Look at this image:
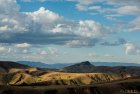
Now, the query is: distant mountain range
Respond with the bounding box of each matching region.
[17,61,72,69]
[62,61,140,74]
[92,62,140,66]
[17,61,140,69]
[16,61,140,74]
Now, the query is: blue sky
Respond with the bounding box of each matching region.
[0,0,140,64]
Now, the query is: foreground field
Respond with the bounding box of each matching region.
[0,76,140,94]
[4,72,133,86]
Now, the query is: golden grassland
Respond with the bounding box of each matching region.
[5,71,132,85]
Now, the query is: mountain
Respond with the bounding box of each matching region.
[0,60,139,94]
[16,61,140,74]
[17,61,72,69]
[0,61,133,86]
[62,61,95,73]
[17,61,140,69]
[0,61,38,85]
[0,61,32,73]
[62,61,140,74]
[17,61,49,68]
[92,62,140,66]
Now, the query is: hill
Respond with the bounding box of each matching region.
[62,61,94,73]
[0,61,139,94]
[92,62,140,66]
[0,75,140,94]
[17,61,72,69]
[0,61,138,86]
[17,61,140,69]
[0,61,133,86]
[6,72,133,86]
[0,61,38,85]
[62,61,140,74]
[0,61,33,73]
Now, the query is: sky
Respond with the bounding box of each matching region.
[0,0,140,64]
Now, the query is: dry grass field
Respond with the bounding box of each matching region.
[6,71,132,86]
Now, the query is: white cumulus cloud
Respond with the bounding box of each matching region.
[15,43,32,48]
[0,47,7,53]
[125,43,140,55]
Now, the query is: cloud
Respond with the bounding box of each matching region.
[116,5,140,15]
[26,7,61,24]
[75,0,140,16]
[125,43,140,55]
[76,3,101,11]
[15,43,32,48]
[0,0,111,47]
[20,0,32,2]
[107,0,140,6]
[22,49,29,54]
[105,0,140,17]
[37,47,58,56]
[40,50,47,55]
[23,47,59,62]
[39,0,46,2]
[0,42,59,62]
[0,0,29,34]
[0,0,136,51]
[101,38,127,46]
[20,0,46,2]
[128,17,140,32]
[76,4,88,11]
[89,53,115,58]
[104,54,114,58]
[77,20,111,38]
[0,47,7,53]
[78,0,94,5]
[74,0,140,33]
[0,18,27,33]
[0,0,139,63]
[47,47,58,55]
[65,39,99,48]
[89,53,99,58]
